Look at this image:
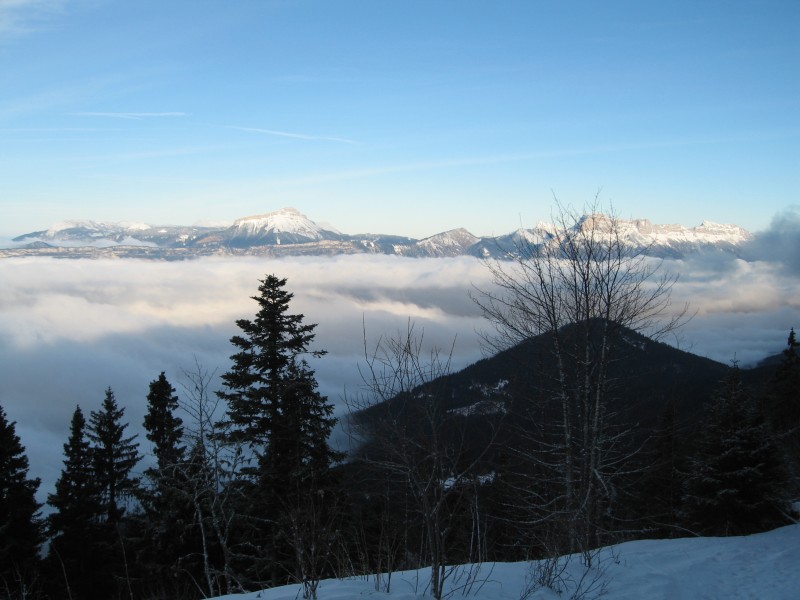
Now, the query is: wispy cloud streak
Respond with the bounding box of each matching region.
[230,126,358,145]
[258,134,794,187]
[70,112,189,120]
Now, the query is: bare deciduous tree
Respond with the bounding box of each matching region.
[179,361,247,598]
[346,321,497,600]
[473,200,688,553]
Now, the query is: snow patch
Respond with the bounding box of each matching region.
[209,525,800,600]
[448,399,507,416]
[622,334,646,351]
[443,471,497,490]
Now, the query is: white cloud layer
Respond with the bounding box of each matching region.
[0,253,797,504]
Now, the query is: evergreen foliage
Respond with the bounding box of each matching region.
[87,387,141,524]
[45,405,107,600]
[47,407,99,533]
[769,328,800,420]
[763,329,800,492]
[219,274,325,448]
[144,371,185,472]
[218,274,341,589]
[683,365,790,536]
[0,403,42,599]
[631,400,688,537]
[138,372,197,599]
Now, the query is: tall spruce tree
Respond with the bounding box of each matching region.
[45,406,107,600]
[769,328,800,420]
[219,275,324,447]
[88,387,141,524]
[217,274,340,589]
[764,329,800,492]
[633,400,688,537]
[683,365,789,536]
[83,388,142,599]
[138,372,196,599]
[0,403,42,599]
[144,371,185,472]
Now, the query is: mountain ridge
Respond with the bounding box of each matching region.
[4,206,753,260]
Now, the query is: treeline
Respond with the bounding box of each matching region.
[1,275,342,600]
[2,208,799,600]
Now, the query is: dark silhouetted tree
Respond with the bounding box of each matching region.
[218,274,340,594]
[0,403,42,599]
[632,400,688,537]
[45,405,107,600]
[137,372,195,599]
[85,388,141,599]
[144,371,184,472]
[763,328,800,493]
[683,365,790,536]
[88,387,141,524]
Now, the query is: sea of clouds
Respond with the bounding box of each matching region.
[1,209,798,503]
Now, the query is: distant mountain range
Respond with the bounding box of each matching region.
[2,207,752,260]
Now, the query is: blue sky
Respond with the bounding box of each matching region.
[0,0,797,238]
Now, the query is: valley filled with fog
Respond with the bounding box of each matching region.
[1,249,798,502]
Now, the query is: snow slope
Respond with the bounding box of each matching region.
[210,525,799,600]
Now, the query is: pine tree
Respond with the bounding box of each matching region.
[219,275,324,448]
[138,372,196,599]
[48,407,98,531]
[763,328,800,492]
[770,328,800,417]
[45,406,107,600]
[683,365,789,536]
[217,274,341,589]
[79,389,142,599]
[144,371,185,472]
[0,403,42,599]
[634,400,688,537]
[87,387,140,524]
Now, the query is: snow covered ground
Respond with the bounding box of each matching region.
[210,524,799,600]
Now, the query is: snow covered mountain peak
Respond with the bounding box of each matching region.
[234,206,306,227]
[406,228,481,257]
[44,220,151,238]
[634,219,750,247]
[45,220,100,236]
[233,207,319,233]
[695,220,751,239]
[228,207,341,245]
[565,215,751,248]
